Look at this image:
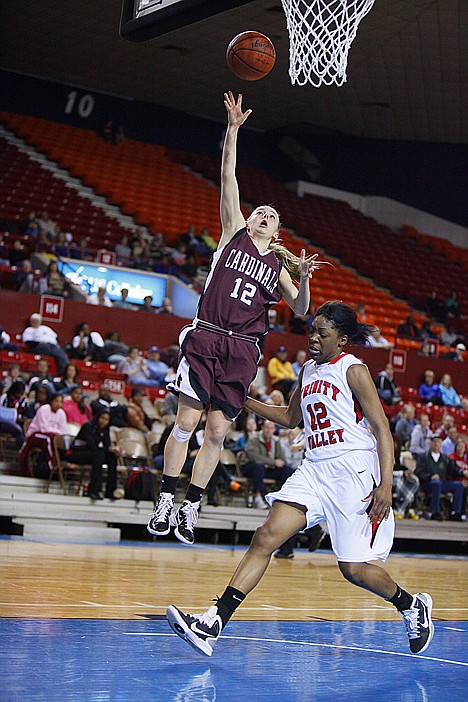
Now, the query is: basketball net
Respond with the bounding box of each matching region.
[281,0,376,87]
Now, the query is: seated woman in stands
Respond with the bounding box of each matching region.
[23,385,51,421]
[54,363,79,395]
[62,385,92,427]
[43,260,70,297]
[438,373,468,409]
[70,322,105,362]
[67,409,120,501]
[18,393,68,477]
[447,439,468,517]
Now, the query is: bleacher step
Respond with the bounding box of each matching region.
[18,522,121,542]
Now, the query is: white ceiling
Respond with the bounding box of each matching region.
[1,0,467,142]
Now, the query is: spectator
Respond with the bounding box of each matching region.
[397,315,420,339]
[52,232,69,258]
[86,285,113,307]
[118,346,161,388]
[101,331,129,364]
[69,237,90,261]
[291,349,307,378]
[34,230,53,254]
[447,439,468,517]
[415,435,464,521]
[180,222,204,256]
[125,386,152,433]
[62,385,92,426]
[267,346,296,399]
[279,426,306,471]
[394,404,416,449]
[440,325,458,348]
[156,297,174,315]
[153,253,178,277]
[139,295,155,313]
[9,240,28,266]
[53,363,79,395]
[409,413,432,458]
[23,385,51,421]
[426,291,443,322]
[375,363,400,405]
[232,414,258,453]
[2,363,21,392]
[70,322,104,362]
[240,420,295,509]
[356,302,373,324]
[441,426,459,457]
[68,410,120,500]
[27,358,57,396]
[43,260,69,297]
[393,451,420,520]
[419,320,437,341]
[418,340,435,358]
[444,291,461,321]
[0,326,18,352]
[112,288,135,310]
[159,391,179,425]
[22,313,68,374]
[438,373,467,409]
[366,328,393,349]
[418,370,441,404]
[13,259,41,293]
[115,236,132,264]
[267,309,284,332]
[37,210,58,240]
[434,413,455,440]
[441,343,466,362]
[20,210,39,235]
[179,253,199,285]
[146,346,171,385]
[18,394,68,476]
[0,379,27,448]
[90,385,127,428]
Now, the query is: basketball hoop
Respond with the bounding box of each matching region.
[281,0,376,87]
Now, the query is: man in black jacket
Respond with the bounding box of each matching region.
[68,410,120,500]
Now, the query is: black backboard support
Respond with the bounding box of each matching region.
[120,0,256,43]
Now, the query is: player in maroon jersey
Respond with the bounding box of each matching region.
[148,92,320,544]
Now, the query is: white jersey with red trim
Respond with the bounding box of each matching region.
[300,352,376,462]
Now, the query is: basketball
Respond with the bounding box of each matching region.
[226,31,276,81]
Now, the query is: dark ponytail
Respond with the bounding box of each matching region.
[315,300,377,345]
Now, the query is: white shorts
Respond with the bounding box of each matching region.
[265,450,395,563]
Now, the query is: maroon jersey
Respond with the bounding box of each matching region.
[195,228,282,338]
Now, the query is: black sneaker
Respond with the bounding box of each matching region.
[274,550,294,559]
[166,604,222,657]
[147,492,174,536]
[173,499,200,545]
[401,593,434,653]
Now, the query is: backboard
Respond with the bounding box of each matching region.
[120,0,256,42]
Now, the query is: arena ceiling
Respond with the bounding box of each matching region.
[1,0,467,143]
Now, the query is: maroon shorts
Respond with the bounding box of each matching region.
[167,325,261,420]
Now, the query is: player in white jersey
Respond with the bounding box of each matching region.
[166,301,434,657]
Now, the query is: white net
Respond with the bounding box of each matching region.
[281,0,376,87]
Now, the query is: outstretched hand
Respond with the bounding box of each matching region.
[298,249,327,279]
[224,91,252,128]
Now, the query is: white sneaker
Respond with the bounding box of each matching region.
[166,604,222,656]
[147,492,174,536]
[254,495,269,510]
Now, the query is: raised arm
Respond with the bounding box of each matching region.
[245,369,304,428]
[347,363,394,523]
[218,92,252,250]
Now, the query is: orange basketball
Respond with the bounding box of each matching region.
[226,31,276,81]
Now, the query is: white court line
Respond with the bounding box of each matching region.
[122,632,468,667]
[0,603,467,611]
